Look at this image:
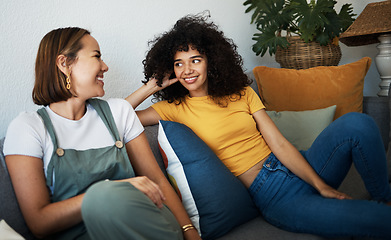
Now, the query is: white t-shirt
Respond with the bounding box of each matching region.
[3,98,144,176]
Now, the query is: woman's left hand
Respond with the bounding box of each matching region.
[124,176,166,208]
[319,185,352,200]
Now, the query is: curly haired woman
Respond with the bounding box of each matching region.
[127,14,391,238]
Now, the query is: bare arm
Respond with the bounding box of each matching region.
[125,76,178,127]
[125,82,159,110]
[125,132,201,240]
[252,109,351,200]
[5,155,84,238]
[125,76,178,110]
[136,107,162,127]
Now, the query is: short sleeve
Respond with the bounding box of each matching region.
[107,98,144,144]
[245,87,265,114]
[151,100,177,121]
[3,112,47,158]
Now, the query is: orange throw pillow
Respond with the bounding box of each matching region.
[253,57,371,120]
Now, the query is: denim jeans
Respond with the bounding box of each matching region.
[248,112,391,238]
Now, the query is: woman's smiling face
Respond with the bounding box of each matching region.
[69,34,109,100]
[173,46,208,97]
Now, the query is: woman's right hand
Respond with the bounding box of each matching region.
[120,176,166,208]
[125,74,178,110]
[318,184,352,200]
[147,74,179,92]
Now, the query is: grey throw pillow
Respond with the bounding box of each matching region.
[266,105,337,151]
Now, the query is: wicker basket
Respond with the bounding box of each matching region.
[275,36,342,69]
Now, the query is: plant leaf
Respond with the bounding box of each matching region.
[252,27,289,56]
[338,3,356,32]
[244,0,356,56]
[289,0,335,42]
[244,0,290,30]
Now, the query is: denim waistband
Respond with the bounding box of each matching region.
[248,153,276,196]
[248,153,293,197]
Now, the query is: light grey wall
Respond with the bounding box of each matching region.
[0,0,381,137]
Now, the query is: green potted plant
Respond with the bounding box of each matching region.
[244,0,356,69]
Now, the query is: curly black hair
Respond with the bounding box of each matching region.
[143,14,252,105]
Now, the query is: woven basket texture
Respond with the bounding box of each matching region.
[275,36,342,69]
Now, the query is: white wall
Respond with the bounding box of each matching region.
[0,0,381,137]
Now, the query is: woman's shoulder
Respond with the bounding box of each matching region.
[242,86,260,100]
[106,98,131,106]
[103,98,141,129]
[8,110,45,131]
[151,99,172,109]
[244,86,256,94]
[4,110,46,156]
[106,98,135,114]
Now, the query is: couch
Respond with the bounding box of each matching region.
[1,79,390,240]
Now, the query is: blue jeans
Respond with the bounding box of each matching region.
[248,112,391,238]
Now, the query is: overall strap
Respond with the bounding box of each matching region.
[37,108,59,148]
[87,99,129,164]
[87,98,121,142]
[37,108,60,186]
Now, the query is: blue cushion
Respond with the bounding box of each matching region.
[158,121,259,240]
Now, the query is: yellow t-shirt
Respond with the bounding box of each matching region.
[152,86,271,176]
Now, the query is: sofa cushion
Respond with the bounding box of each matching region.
[144,125,167,177]
[253,57,371,120]
[158,121,259,240]
[216,216,327,240]
[0,138,34,239]
[266,105,336,151]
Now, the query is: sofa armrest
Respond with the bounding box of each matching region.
[363,96,390,151]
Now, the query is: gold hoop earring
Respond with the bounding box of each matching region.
[66,74,71,90]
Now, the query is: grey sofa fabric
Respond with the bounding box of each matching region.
[144,124,167,178]
[216,217,329,240]
[363,96,390,150]
[1,95,389,240]
[0,138,34,239]
[387,91,391,183]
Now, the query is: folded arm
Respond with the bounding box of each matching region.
[6,155,84,238]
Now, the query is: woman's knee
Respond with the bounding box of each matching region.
[337,112,379,137]
[81,181,142,220]
[82,181,113,219]
[81,181,182,240]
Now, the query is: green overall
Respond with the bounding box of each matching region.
[37,99,182,240]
